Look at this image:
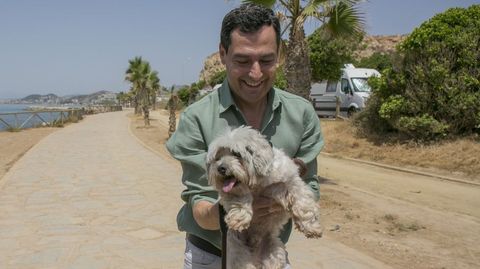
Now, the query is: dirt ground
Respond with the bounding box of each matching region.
[1,110,479,268]
[320,120,480,182]
[0,127,57,179]
[130,109,480,269]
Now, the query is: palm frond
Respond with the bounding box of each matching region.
[242,0,277,8]
[298,0,324,26]
[323,0,365,37]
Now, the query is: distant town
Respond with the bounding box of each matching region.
[0,91,118,106]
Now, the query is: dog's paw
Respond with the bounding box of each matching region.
[225,209,252,231]
[295,218,323,238]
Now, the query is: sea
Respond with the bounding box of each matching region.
[0,103,31,113]
[0,104,72,131]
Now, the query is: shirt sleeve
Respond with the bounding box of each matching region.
[166,111,218,205]
[296,105,324,201]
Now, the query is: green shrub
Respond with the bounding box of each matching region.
[355,5,480,140]
[209,70,226,87]
[395,114,449,139]
[355,52,395,72]
[6,127,21,132]
[177,87,190,106]
[274,66,288,89]
[308,30,362,82]
[379,95,410,120]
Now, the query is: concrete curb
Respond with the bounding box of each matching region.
[320,152,480,187]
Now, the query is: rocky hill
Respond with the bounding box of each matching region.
[62,91,117,105]
[353,35,407,59]
[199,52,224,84]
[198,35,407,84]
[21,94,62,104]
[19,91,117,105]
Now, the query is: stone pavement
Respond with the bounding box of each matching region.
[0,110,392,269]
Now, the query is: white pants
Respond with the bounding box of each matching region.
[183,239,222,269]
[183,239,291,269]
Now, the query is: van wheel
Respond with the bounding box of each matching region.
[347,107,357,117]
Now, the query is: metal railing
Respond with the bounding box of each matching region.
[0,105,124,131]
[0,109,85,131]
[82,105,122,114]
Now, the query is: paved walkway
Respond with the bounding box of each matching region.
[0,110,392,269]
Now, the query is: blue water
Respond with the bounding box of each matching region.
[0,104,30,113]
[0,104,72,131]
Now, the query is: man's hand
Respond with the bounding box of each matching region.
[193,200,220,230]
[293,158,307,177]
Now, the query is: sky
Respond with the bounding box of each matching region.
[0,0,478,99]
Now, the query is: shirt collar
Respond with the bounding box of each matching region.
[218,80,235,114]
[218,80,281,114]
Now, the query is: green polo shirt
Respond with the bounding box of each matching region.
[166,81,324,249]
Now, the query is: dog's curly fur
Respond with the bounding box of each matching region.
[206,126,323,269]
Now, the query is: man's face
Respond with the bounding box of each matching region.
[220,25,278,107]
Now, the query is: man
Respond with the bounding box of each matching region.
[166,3,323,268]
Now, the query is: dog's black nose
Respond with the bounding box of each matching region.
[217,165,227,175]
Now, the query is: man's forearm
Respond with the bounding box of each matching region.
[193,200,220,230]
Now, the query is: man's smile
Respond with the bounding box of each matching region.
[243,80,263,87]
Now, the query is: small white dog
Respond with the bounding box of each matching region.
[206,126,322,269]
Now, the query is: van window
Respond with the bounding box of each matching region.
[341,79,351,94]
[351,78,372,92]
[326,81,337,92]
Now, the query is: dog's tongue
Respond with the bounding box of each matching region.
[222,178,236,193]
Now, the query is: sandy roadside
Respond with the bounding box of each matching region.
[0,128,58,180]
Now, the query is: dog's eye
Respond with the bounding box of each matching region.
[231,150,241,158]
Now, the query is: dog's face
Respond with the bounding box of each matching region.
[206,126,274,194]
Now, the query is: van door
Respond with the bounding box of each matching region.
[339,78,353,111]
[320,80,338,114]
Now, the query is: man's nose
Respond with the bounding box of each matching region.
[249,61,262,80]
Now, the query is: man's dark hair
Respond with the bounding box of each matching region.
[220,3,281,52]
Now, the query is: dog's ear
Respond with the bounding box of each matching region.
[205,147,215,186]
[248,136,274,177]
[206,144,218,168]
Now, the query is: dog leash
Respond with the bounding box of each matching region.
[219,204,228,269]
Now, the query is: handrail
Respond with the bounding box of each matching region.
[0,108,79,115]
[0,105,122,131]
[0,109,84,131]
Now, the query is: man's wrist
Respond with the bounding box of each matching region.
[193,200,220,230]
[292,158,307,177]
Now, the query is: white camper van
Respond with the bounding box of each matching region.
[310,64,380,117]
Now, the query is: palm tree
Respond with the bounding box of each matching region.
[167,93,179,138]
[116,91,126,107]
[125,57,159,126]
[125,57,144,114]
[147,71,160,111]
[243,0,364,99]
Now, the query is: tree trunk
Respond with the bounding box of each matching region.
[134,95,140,115]
[142,105,150,126]
[168,95,178,138]
[151,94,157,111]
[284,25,312,100]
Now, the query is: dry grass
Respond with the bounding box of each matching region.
[321,119,480,181]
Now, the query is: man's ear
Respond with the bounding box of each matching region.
[219,44,226,65]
